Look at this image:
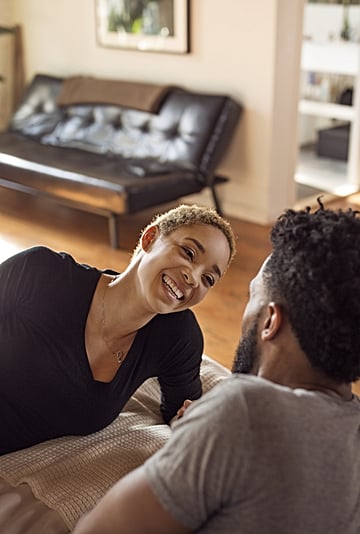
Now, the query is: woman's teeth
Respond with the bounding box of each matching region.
[162,274,184,300]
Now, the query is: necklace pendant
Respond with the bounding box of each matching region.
[116,350,124,365]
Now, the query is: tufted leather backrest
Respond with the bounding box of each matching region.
[10,74,64,137]
[10,74,241,177]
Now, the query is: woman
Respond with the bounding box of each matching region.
[0,204,236,455]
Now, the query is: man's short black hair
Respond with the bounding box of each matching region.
[264,200,360,383]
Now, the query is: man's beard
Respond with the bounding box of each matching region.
[231,317,259,374]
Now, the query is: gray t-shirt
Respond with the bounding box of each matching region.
[145,374,360,533]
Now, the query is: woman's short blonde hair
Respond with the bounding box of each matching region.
[132,204,236,265]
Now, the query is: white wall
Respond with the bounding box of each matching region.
[0,0,16,128]
[0,0,13,22]
[0,0,305,225]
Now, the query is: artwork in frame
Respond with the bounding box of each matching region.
[95,0,190,54]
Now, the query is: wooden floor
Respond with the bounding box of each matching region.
[1,188,359,394]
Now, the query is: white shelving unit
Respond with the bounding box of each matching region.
[299,99,355,122]
[296,39,360,196]
[301,40,358,75]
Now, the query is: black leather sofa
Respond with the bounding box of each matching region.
[0,74,242,248]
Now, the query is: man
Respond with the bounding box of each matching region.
[74,202,360,533]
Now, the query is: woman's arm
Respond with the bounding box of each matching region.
[157,312,203,423]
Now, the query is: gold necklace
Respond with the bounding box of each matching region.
[101,276,125,366]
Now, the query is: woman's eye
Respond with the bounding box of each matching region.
[183,247,195,261]
[204,275,215,288]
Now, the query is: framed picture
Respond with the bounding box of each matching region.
[95,0,190,54]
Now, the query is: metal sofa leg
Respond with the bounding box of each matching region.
[108,213,119,249]
[211,185,223,216]
[211,175,229,216]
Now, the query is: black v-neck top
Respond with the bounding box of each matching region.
[0,246,203,454]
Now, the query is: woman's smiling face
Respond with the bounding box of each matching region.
[137,223,231,314]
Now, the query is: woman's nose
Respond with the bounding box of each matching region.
[183,270,199,287]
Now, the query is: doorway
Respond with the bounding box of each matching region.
[295,0,360,203]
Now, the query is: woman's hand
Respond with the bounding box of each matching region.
[171,399,193,423]
[170,399,194,426]
[176,399,193,419]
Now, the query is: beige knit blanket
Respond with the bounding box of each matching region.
[56,75,177,113]
[0,356,230,530]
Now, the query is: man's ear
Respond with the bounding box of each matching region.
[261,302,282,341]
[141,225,159,252]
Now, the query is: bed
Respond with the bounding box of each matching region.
[0,356,230,533]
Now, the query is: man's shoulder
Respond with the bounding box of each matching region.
[216,374,359,423]
[207,374,300,418]
[216,373,286,398]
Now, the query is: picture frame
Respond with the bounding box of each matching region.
[95,0,190,54]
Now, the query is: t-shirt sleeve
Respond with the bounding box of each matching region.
[0,246,53,308]
[156,311,203,423]
[0,246,95,312]
[144,378,251,531]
